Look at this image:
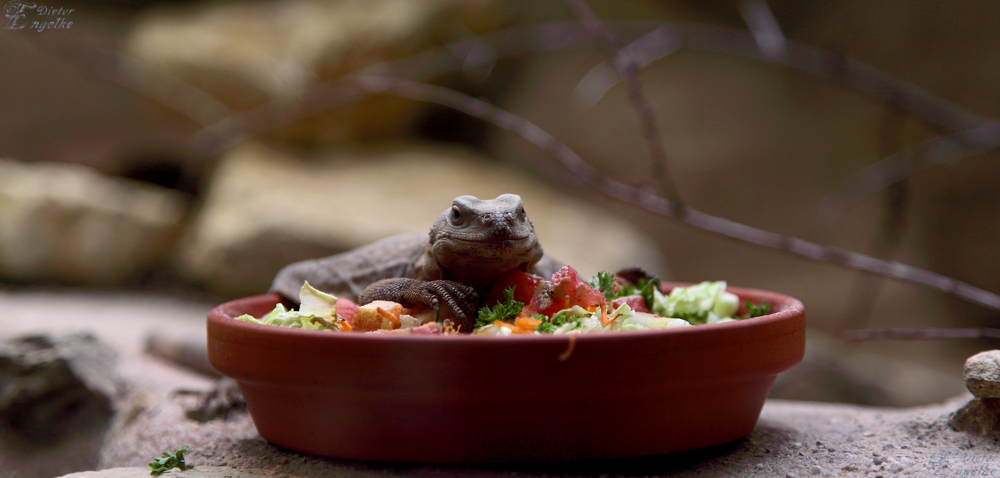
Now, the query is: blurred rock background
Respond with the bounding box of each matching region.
[1,0,998,412]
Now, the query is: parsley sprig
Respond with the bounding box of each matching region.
[535,312,581,334]
[743,301,771,318]
[149,446,191,476]
[475,287,523,328]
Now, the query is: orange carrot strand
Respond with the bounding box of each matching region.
[376,307,401,329]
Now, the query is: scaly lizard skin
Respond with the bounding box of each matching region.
[269,194,562,331]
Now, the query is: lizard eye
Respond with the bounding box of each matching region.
[450,205,463,223]
[517,206,526,219]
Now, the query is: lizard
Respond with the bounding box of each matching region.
[269,194,563,332]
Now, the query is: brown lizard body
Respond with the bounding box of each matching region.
[269,194,562,331]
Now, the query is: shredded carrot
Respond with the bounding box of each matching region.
[376,307,400,329]
[559,334,577,361]
[599,303,613,326]
[338,320,353,332]
[514,316,541,332]
[494,318,539,334]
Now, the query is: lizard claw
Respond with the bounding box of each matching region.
[420,280,479,330]
[358,278,479,331]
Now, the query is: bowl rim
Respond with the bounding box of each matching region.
[208,282,804,345]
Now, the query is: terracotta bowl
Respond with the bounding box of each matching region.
[207,284,805,463]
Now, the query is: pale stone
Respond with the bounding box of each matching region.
[176,142,667,296]
[0,158,187,284]
[964,350,1000,398]
[125,0,510,142]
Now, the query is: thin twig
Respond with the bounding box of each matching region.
[24,22,1000,313]
[737,0,786,60]
[347,75,1000,311]
[17,29,232,128]
[562,0,684,209]
[838,106,910,331]
[818,121,1000,223]
[842,328,1000,342]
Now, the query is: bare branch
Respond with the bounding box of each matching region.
[345,75,1000,311]
[574,27,681,108]
[562,0,684,209]
[838,107,910,331]
[737,0,787,60]
[27,23,1000,313]
[17,28,232,128]
[818,120,1000,223]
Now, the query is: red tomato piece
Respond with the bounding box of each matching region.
[612,295,649,313]
[529,265,605,317]
[489,270,545,304]
[336,298,357,324]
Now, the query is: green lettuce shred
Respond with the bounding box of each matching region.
[234,281,344,331]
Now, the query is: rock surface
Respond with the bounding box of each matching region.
[0,158,188,285]
[0,332,122,478]
[177,142,667,297]
[951,397,1000,436]
[771,329,965,407]
[125,0,510,143]
[76,395,1000,478]
[0,333,119,442]
[0,289,215,478]
[964,349,1000,398]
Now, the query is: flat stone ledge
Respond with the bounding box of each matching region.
[75,395,1000,478]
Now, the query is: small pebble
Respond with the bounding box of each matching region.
[964,350,1000,398]
[882,444,895,451]
[755,463,764,469]
[785,473,797,478]
[809,465,822,475]
[872,451,880,457]
[816,440,825,446]
[873,456,887,465]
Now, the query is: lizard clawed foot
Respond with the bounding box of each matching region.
[359,278,479,331]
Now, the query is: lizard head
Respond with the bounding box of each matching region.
[428,194,543,286]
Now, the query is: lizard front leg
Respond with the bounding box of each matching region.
[358,278,479,332]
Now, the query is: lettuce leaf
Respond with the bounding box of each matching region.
[234,281,343,331]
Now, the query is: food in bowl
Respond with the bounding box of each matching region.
[236,265,771,335]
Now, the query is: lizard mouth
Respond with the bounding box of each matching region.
[449,235,530,244]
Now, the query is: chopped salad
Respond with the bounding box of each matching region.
[235,266,771,335]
